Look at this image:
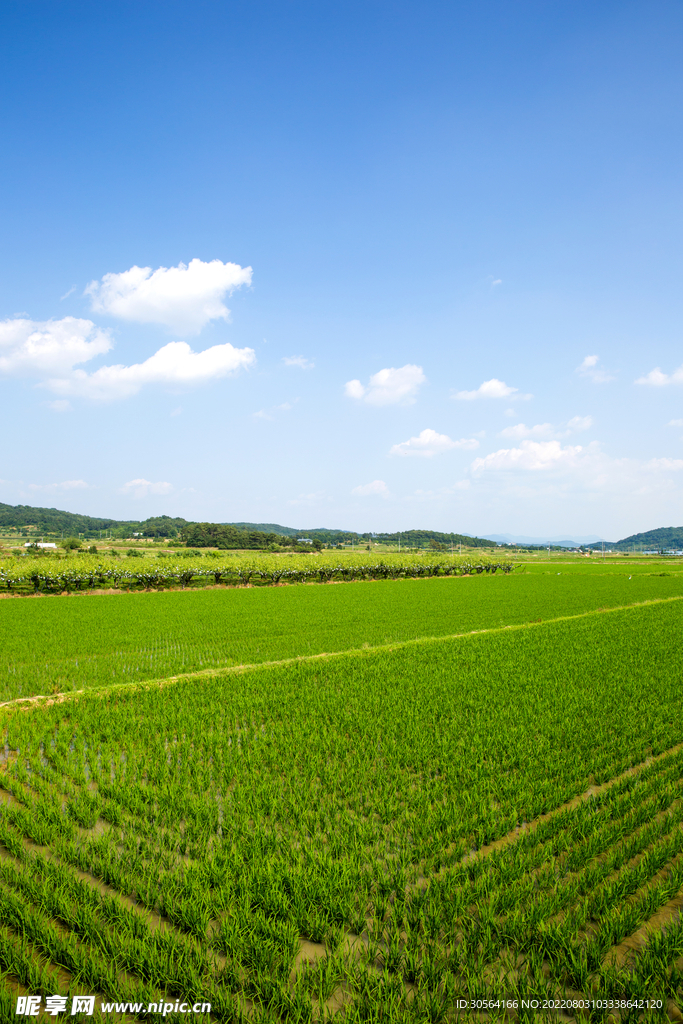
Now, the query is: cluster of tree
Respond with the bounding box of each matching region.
[227,522,356,544]
[139,516,189,538]
[372,529,496,549]
[179,523,323,550]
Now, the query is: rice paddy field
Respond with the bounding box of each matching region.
[0,557,682,1022]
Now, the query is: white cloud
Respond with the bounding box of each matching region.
[121,479,173,499]
[645,458,683,471]
[636,365,683,387]
[351,480,390,497]
[282,355,314,369]
[287,490,329,506]
[577,355,614,383]
[500,422,554,440]
[254,400,296,421]
[0,317,112,376]
[492,279,502,287]
[566,415,593,432]
[500,416,593,440]
[454,378,520,401]
[389,428,479,458]
[85,258,252,335]
[47,399,72,413]
[344,364,426,406]
[668,418,683,427]
[45,340,255,401]
[28,479,91,492]
[472,440,584,473]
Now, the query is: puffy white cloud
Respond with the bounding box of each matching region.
[454,378,519,401]
[577,355,614,383]
[344,364,426,406]
[85,258,252,335]
[636,365,683,387]
[121,479,173,499]
[45,340,255,401]
[47,399,72,413]
[282,355,314,369]
[472,440,584,473]
[389,428,479,458]
[0,317,111,376]
[668,418,683,427]
[351,480,390,497]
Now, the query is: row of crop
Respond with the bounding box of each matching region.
[2,603,683,1019]
[0,555,514,594]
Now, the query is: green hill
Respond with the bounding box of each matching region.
[0,503,188,539]
[0,502,130,536]
[609,526,683,551]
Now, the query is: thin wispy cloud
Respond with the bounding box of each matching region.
[282,355,314,369]
[577,355,614,383]
[287,490,329,506]
[351,480,390,497]
[254,400,297,420]
[499,416,593,440]
[345,364,426,406]
[28,479,91,492]
[120,479,173,499]
[645,457,683,471]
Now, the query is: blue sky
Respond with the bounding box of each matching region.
[1,1,683,539]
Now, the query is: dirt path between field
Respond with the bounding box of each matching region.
[1,593,682,716]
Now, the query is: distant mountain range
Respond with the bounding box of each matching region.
[487,533,602,548]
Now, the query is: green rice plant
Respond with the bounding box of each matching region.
[2,596,683,1017]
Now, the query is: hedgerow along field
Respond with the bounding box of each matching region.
[0,551,513,597]
[0,564,682,1021]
